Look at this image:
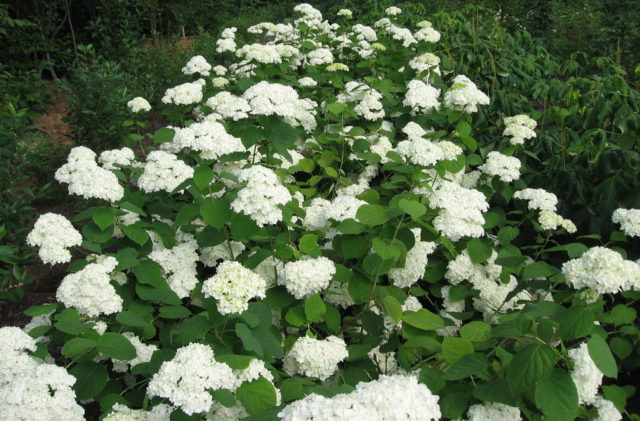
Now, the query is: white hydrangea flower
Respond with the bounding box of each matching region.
[162,79,205,105]
[56,256,122,317]
[337,8,352,18]
[221,27,237,39]
[243,81,317,132]
[385,6,402,15]
[147,343,236,415]
[437,285,465,336]
[389,228,437,288]
[352,24,378,42]
[99,147,137,170]
[562,246,640,294]
[206,402,248,421]
[298,77,317,87]
[27,213,82,265]
[182,55,212,76]
[202,261,267,315]
[283,335,347,380]
[92,320,108,335]
[149,233,199,299]
[213,65,227,76]
[55,146,124,202]
[112,332,158,373]
[212,77,230,88]
[466,402,521,421]
[593,396,622,421]
[409,52,441,74]
[404,80,440,113]
[278,374,440,420]
[137,151,194,194]
[103,403,172,421]
[569,343,603,405]
[479,151,521,182]
[386,24,418,47]
[326,63,349,72]
[165,120,246,160]
[513,188,558,211]
[437,141,463,160]
[206,92,251,121]
[396,134,444,167]
[280,256,336,299]
[538,210,577,233]
[127,96,151,113]
[612,208,640,237]
[422,180,489,241]
[216,38,236,53]
[325,195,367,222]
[236,43,282,64]
[307,48,334,66]
[231,165,292,227]
[503,114,537,145]
[415,26,441,43]
[444,75,490,113]
[303,198,332,231]
[337,81,384,121]
[0,338,85,421]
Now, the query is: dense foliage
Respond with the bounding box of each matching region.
[2,4,639,421]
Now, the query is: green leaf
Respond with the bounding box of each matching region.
[473,378,517,406]
[557,305,594,340]
[327,102,347,114]
[600,305,637,325]
[419,366,445,393]
[443,352,488,380]
[338,235,370,259]
[211,389,236,408]
[215,354,254,369]
[335,219,366,234]
[236,323,263,356]
[522,261,557,279]
[133,259,164,287]
[497,226,519,245]
[535,369,579,421]
[507,344,558,394]
[116,311,149,327]
[456,121,471,136]
[460,321,491,342]
[200,197,232,229]
[403,309,445,331]
[236,377,277,415]
[62,338,97,358]
[588,335,617,378]
[115,247,139,270]
[92,207,115,230]
[264,118,298,160]
[120,224,149,246]
[174,315,210,345]
[70,362,108,400]
[193,166,214,190]
[383,295,403,323]
[159,305,192,319]
[491,316,533,338]
[153,127,175,144]
[356,204,389,226]
[24,303,58,317]
[304,294,326,322]
[299,233,320,257]
[398,199,426,219]
[97,332,136,361]
[442,337,474,364]
[467,238,493,264]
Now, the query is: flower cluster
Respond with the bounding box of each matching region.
[278,374,441,420]
[127,96,151,113]
[562,246,640,294]
[283,335,348,380]
[202,260,267,314]
[479,151,521,182]
[182,55,212,76]
[444,75,490,113]
[503,114,537,145]
[137,150,194,193]
[27,213,82,264]
[279,256,336,299]
[612,208,640,237]
[55,146,124,202]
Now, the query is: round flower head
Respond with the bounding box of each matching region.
[503,114,537,145]
[202,260,267,314]
[162,79,205,105]
[337,8,352,18]
[27,213,82,265]
[127,96,151,113]
[562,246,640,294]
[479,151,521,182]
[283,335,347,380]
[385,6,402,15]
[513,188,558,211]
[182,55,212,76]
[137,150,194,193]
[279,256,336,299]
[612,208,640,237]
[444,75,490,113]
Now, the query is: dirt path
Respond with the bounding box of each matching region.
[33,83,73,146]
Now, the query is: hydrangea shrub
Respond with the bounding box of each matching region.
[5,4,640,420]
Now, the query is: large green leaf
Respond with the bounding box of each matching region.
[200,197,232,229]
[97,332,136,361]
[403,309,445,331]
[535,369,579,421]
[443,352,488,380]
[70,362,108,400]
[588,335,617,378]
[507,343,558,394]
[236,377,277,415]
